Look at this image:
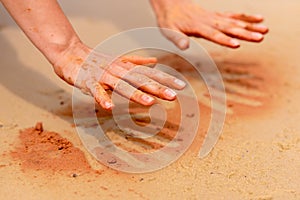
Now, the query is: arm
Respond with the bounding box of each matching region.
[150,0,269,49]
[1,0,79,65]
[1,0,186,109]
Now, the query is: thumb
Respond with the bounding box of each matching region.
[159,27,190,50]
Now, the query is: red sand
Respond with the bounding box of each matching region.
[11,122,94,174]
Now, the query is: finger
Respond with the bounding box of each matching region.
[121,55,158,65]
[108,63,186,90]
[244,23,269,34]
[228,19,269,34]
[122,72,178,100]
[85,79,113,110]
[159,27,190,50]
[104,63,130,78]
[223,27,264,42]
[225,13,264,23]
[192,25,240,48]
[132,66,186,90]
[104,65,179,100]
[101,74,156,106]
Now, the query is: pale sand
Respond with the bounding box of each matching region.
[1,0,300,199]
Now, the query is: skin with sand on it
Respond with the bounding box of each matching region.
[1,0,300,199]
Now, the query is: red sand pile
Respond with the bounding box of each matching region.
[11,122,93,174]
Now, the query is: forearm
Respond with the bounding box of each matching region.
[0,0,82,65]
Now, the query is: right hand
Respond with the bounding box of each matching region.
[151,0,269,49]
[53,42,186,110]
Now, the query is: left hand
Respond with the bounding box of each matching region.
[53,42,186,110]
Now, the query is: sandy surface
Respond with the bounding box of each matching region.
[1,0,300,199]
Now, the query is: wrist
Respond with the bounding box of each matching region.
[52,41,91,85]
[44,35,83,64]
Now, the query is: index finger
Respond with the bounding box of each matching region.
[131,65,186,90]
[121,55,157,65]
[225,13,264,23]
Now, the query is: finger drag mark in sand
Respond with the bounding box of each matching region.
[159,53,277,117]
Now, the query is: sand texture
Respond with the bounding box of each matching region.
[1,0,300,199]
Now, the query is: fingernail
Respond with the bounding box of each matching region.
[141,95,154,104]
[230,39,240,47]
[164,89,177,99]
[178,39,189,50]
[252,32,263,40]
[174,79,186,88]
[104,101,113,109]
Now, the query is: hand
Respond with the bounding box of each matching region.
[53,42,186,110]
[150,0,269,49]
